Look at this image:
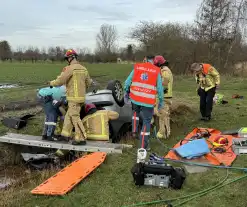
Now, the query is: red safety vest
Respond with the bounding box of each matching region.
[130,62,160,105]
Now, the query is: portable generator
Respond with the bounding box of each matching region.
[131,150,186,189]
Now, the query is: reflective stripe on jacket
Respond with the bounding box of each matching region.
[50,60,92,103]
[129,63,161,105]
[195,63,220,91]
[82,110,119,141]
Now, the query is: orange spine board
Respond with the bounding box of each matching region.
[31,152,106,195]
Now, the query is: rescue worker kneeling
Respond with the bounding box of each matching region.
[154,56,173,139]
[81,104,119,141]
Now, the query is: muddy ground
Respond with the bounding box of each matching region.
[0,100,40,113]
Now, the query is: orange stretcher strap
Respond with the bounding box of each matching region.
[31,152,106,195]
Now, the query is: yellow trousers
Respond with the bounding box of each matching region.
[154,99,172,139]
[61,102,87,141]
[54,116,63,136]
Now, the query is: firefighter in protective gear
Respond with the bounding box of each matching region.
[124,55,164,150]
[191,63,220,121]
[53,97,68,138]
[153,56,173,139]
[49,49,93,145]
[37,86,66,141]
[82,104,119,141]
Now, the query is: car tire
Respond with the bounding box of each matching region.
[106,80,125,107]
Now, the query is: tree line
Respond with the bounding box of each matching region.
[1,0,247,74]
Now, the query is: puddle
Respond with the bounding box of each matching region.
[0,83,19,89]
[0,177,16,189]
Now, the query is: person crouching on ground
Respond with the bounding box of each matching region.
[154,56,173,139]
[81,104,119,141]
[190,63,220,121]
[49,49,93,145]
[37,85,67,141]
[124,55,164,150]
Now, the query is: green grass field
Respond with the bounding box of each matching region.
[0,62,247,207]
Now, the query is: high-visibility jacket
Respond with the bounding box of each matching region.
[129,63,161,105]
[195,63,220,91]
[50,60,92,103]
[82,110,119,141]
[161,66,173,98]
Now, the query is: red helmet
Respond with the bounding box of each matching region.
[153,55,166,67]
[64,49,78,59]
[85,104,96,114]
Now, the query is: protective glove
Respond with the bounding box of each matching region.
[52,99,62,108]
[46,81,53,88]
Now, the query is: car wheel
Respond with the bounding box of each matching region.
[106,80,124,107]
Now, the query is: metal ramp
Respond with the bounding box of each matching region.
[0,133,132,154]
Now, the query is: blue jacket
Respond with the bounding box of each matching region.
[124,67,164,108]
[38,86,66,101]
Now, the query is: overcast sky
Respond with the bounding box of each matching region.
[0,0,202,51]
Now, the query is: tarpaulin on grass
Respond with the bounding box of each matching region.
[165,128,239,166]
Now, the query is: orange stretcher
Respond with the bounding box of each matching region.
[165,128,239,166]
[31,152,106,195]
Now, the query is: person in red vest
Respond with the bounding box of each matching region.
[190,63,220,121]
[124,55,164,150]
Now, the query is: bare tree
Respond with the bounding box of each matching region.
[14,46,24,62]
[129,21,167,46]
[195,0,232,62]
[48,47,56,63]
[224,0,247,68]
[54,46,64,62]
[40,47,47,61]
[126,44,134,61]
[95,24,118,55]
